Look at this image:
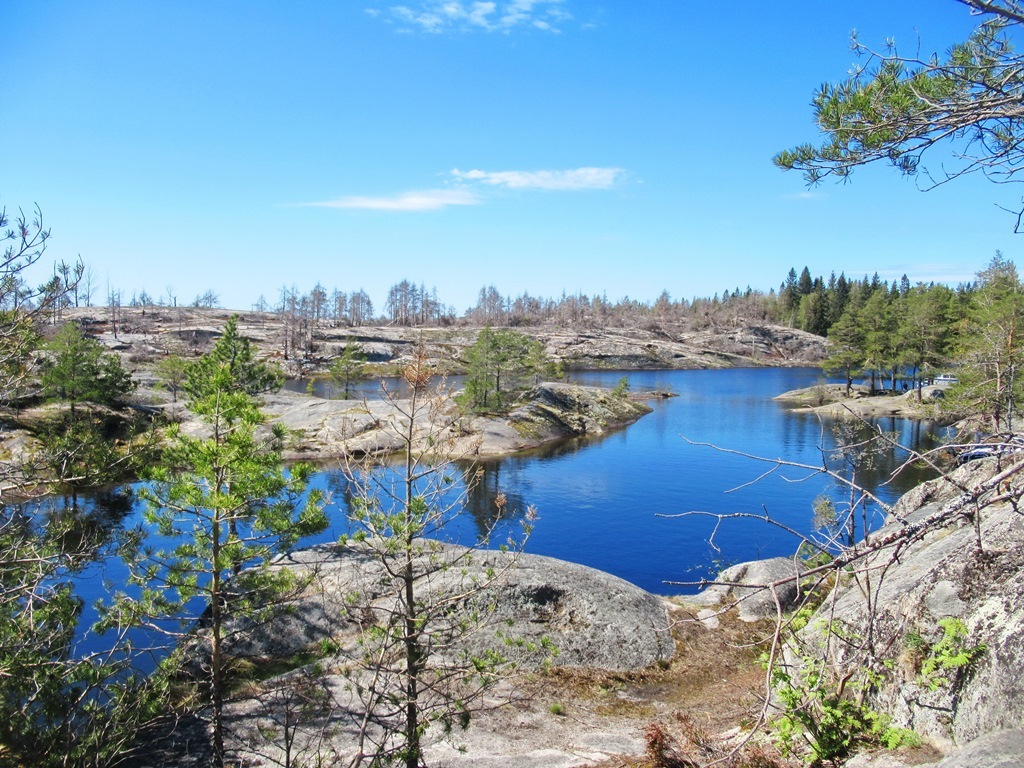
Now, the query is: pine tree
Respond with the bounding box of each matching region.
[948,253,1024,430]
[898,285,952,400]
[341,349,538,767]
[184,314,281,401]
[461,328,552,412]
[106,327,326,767]
[40,322,135,416]
[0,206,156,767]
[329,341,368,399]
[825,301,867,396]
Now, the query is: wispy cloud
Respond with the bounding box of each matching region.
[306,165,621,213]
[451,166,624,190]
[785,190,824,201]
[375,1,571,33]
[304,189,481,211]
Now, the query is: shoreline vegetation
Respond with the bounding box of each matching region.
[773,381,957,422]
[0,307,830,477]
[1,305,968,487]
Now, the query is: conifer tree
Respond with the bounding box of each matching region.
[329,341,367,399]
[107,324,326,767]
[948,253,1024,430]
[184,314,281,401]
[898,285,952,400]
[776,4,1024,230]
[0,206,156,768]
[40,321,135,416]
[824,302,867,396]
[461,328,552,412]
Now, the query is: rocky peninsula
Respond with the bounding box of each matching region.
[249,381,653,460]
[774,381,953,421]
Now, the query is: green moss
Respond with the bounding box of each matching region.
[509,418,543,439]
[226,638,340,691]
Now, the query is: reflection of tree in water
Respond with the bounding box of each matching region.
[318,467,352,500]
[461,432,633,539]
[825,418,950,496]
[819,418,950,544]
[460,459,533,540]
[20,485,137,565]
[323,458,533,544]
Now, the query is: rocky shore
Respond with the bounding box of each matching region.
[43,309,1024,765]
[211,380,653,460]
[64,306,829,376]
[774,381,954,420]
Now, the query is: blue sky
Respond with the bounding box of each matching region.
[2,1,1012,313]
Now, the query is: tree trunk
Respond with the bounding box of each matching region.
[211,513,225,768]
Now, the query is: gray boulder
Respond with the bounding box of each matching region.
[687,556,806,623]
[223,541,674,672]
[919,729,1024,768]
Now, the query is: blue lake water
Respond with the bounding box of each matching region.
[289,367,948,594]
[52,365,951,655]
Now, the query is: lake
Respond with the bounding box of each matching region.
[51,365,951,648]
[287,367,948,595]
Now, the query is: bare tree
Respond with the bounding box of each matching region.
[338,349,538,767]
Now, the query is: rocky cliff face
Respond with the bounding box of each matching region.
[809,458,1024,748]
[681,456,1024,765]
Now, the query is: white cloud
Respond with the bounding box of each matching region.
[305,164,621,213]
[305,189,481,211]
[451,166,624,190]
[373,0,570,33]
[785,190,824,201]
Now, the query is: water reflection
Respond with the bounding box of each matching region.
[461,459,534,534]
[20,486,138,564]
[284,374,467,402]
[410,368,955,593]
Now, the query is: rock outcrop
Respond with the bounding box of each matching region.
[129,543,676,768]
[541,324,827,369]
[774,382,953,420]
[681,458,1024,764]
[458,382,653,457]
[801,458,1024,749]
[223,541,674,672]
[67,307,828,380]
[685,556,806,624]
[919,729,1024,767]
[249,381,651,460]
